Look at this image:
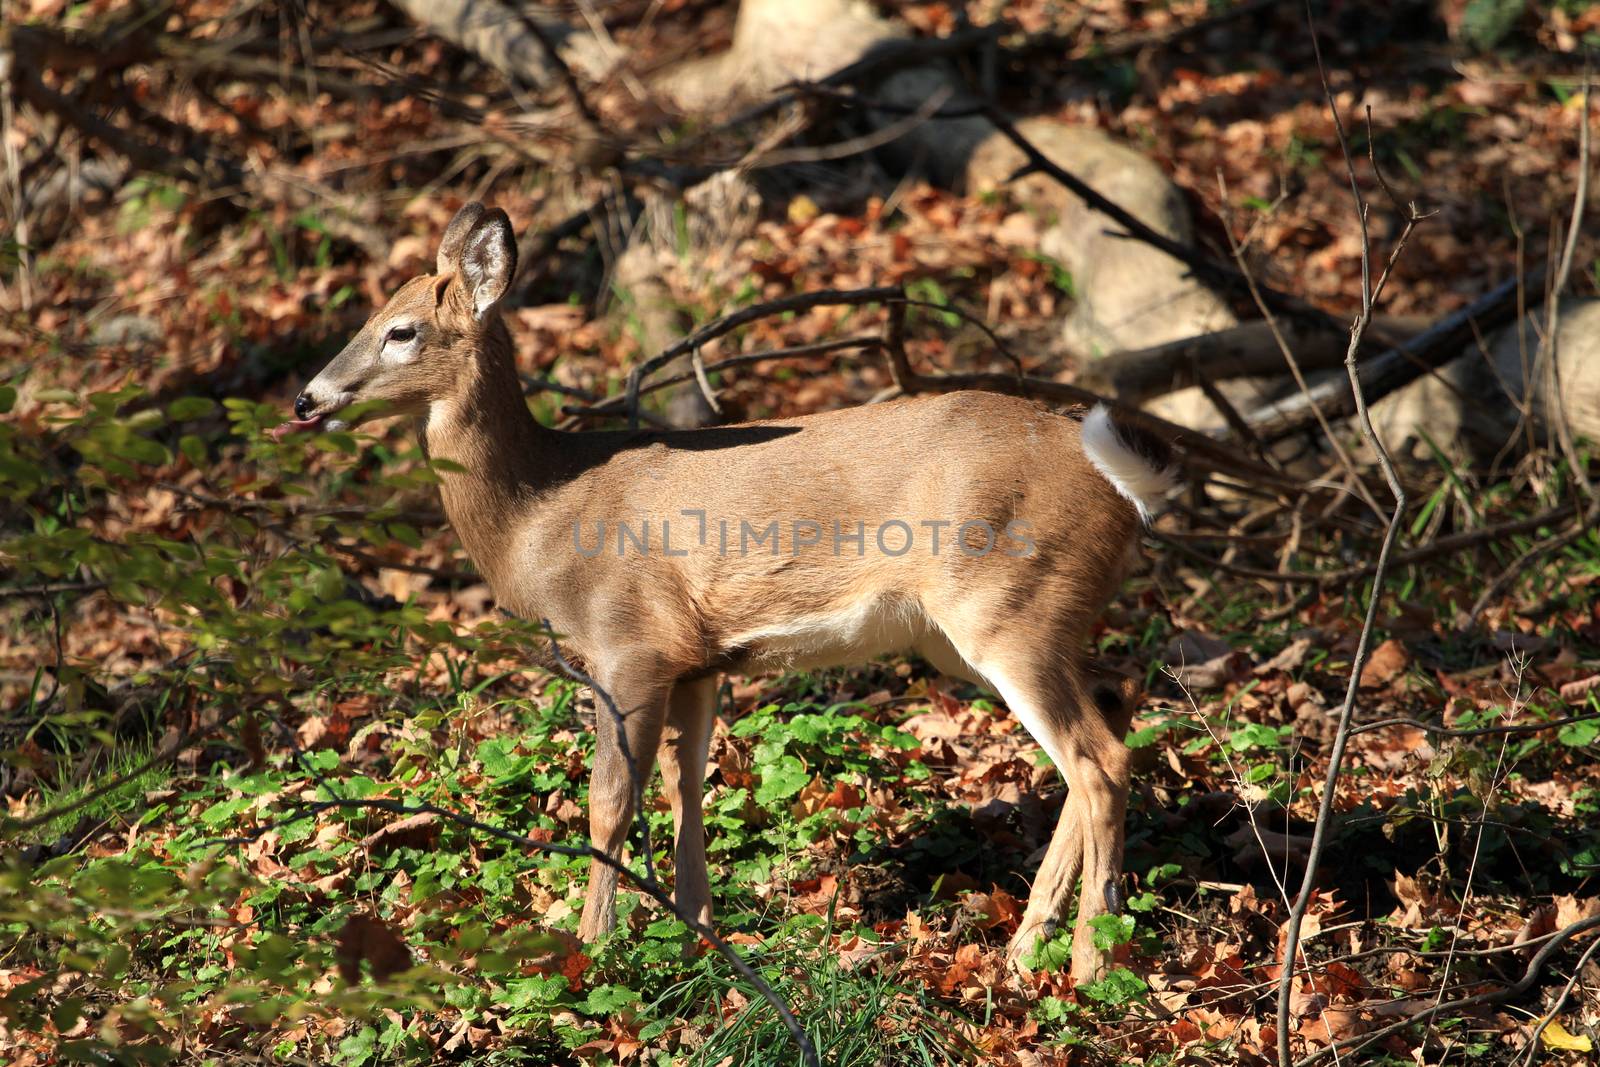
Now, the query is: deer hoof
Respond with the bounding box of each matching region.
[1004,925,1044,973]
[1103,879,1123,914]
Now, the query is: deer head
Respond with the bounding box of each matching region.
[275,203,517,438]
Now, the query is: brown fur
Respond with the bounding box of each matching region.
[294,203,1156,982]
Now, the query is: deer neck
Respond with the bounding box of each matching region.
[422,318,551,594]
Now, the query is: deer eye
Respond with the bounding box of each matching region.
[386,325,417,344]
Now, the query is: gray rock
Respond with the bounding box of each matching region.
[91,314,161,350]
[1371,297,1600,460]
[653,0,899,114]
[965,118,1237,359]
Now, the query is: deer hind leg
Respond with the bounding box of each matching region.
[931,624,1132,984]
[658,675,717,928]
[995,664,1130,982]
[577,666,671,943]
[1013,789,1089,955]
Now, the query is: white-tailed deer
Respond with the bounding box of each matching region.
[281,203,1175,982]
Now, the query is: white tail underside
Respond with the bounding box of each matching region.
[1080,404,1177,522]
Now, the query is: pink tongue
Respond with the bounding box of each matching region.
[270,417,323,441]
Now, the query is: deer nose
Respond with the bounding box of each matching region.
[294,393,314,420]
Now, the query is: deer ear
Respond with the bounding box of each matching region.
[459,209,517,319]
[436,202,486,275]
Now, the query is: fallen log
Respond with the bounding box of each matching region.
[1245,270,1537,442]
[1079,315,1427,404]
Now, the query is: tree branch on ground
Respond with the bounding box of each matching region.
[1245,269,1534,441]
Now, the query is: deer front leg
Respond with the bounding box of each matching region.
[577,668,671,943]
[658,675,718,928]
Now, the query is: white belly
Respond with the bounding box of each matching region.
[729,595,926,673]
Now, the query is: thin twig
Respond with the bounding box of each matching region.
[1277,11,1413,1064]
[1348,710,1600,739]
[1465,497,1600,624]
[566,336,881,419]
[604,283,1304,493]
[783,80,991,119]
[891,295,1025,374]
[685,26,1002,145]
[623,287,902,429]
[1157,499,1579,586]
[885,363,1311,493]
[1216,171,1382,516]
[1192,355,1281,469]
[504,4,606,137]
[978,103,1350,338]
[1431,693,1518,1063]
[1538,62,1595,504]
[1517,935,1600,1065]
[687,345,723,417]
[745,85,955,169]
[1245,269,1533,441]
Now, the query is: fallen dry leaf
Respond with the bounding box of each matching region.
[1541,1018,1594,1052]
[335,914,413,983]
[1299,1007,1369,1046]
[360,812,440,853]
[1359,638,1410,689]
[1559,673,1600,704]
[1258,636,1315,674]
[1555,894,1600,931]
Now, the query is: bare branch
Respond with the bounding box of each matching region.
[1075,316,1427,404]
[622,287,903,429]
[1276,10,1412,1063]
[1539,64,1596,503]
[977,104,1353,339]
[1348,710,1600,740]
[1216,171,1383,516]
[560,336,883,420]
[503,3,606,138]
[1157,498,1580,586]
[1517,935,1600,1064]
[1465,497,1600,624]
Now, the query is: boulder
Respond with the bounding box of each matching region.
[965,117,1237,358]
[1371,297,1600,460]
[612,171,764,427]
[653,0,991,186]
[654,1,1250,429]
[965,117,1240,429]
[655,0,898,113]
